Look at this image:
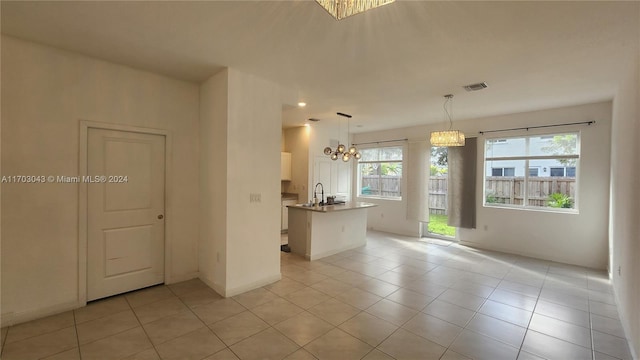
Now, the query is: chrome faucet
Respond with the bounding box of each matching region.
[314,183,325,206]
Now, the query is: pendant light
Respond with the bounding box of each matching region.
[323,112,361,161]
[315,0,395,20]
[430,94,465,147]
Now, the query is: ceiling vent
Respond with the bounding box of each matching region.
[308,118,321,122]
[463,82,488,92]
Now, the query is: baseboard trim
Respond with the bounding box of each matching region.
[1,300,83,327]
[458,240,605,270]
[308,242,366,261]
[3,272,200,327]
[198,275,226,297]
[224,273,282,297]
[611,284,639,360]
[367,227,421,238]
[166,271,200,285]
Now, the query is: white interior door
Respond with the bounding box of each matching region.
[87,128,165,301]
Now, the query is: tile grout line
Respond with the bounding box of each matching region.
[514,261,550,360]
[178,285,246,360]
[72,310,81,359]
[587,295,598,360]
[0,326,6,358]
[7,236,624,360]
[123,292,164,359]
[441,261,512,359]
[277,258,426,359]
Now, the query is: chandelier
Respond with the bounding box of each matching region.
[324,112,361,162]
[430,94,465,147]
[315,0,395,20]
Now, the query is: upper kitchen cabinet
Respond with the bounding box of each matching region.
[281,152,292,181]
[313,155,351,199]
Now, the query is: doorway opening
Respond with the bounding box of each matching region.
[426,146,456,240]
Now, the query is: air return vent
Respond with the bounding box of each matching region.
[463,82,488,92]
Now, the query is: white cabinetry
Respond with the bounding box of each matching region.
[281,152,292,181]
[313,156,351,199]
[281,199,297,231]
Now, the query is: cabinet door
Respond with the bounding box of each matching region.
[281,205,288,230]
[281,152,292,181]
[281,200,297,231]
[313,156,351,199]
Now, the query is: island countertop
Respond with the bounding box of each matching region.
[287,201,377,213]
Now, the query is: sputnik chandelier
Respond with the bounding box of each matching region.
[324,112,361,162]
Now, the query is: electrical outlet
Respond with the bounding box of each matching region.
[217,252,220,263]
[618,266,621,276]
[484,225,488,231]
[341,225,345,232]
[249,193,261,203]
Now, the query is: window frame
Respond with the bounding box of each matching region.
[357,145,403,200]
[491,167,516,177]
[483,132,580,213]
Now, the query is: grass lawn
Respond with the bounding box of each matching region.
[428,214,456,237]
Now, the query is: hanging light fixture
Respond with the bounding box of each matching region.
[323,112,361,161]
[315,0,395,21]
[430,94,465,147]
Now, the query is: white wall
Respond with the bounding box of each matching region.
[200,68,282,297]
[0,32,3,333]
[283,126,310,203]
[354,127,430,238]
[225,69,282,295]
[1,36,201,324]
[199,69,229,294]
[610,52,640,359]
[354,101,612,268]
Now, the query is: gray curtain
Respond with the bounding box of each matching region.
[406,141,430,222]
[447,137,477,229]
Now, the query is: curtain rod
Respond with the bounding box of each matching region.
[479,121,595,135]
[352,138,408,146]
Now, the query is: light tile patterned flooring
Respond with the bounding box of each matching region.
[1,231,633,360]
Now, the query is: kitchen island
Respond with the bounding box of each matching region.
[287,202,377,261]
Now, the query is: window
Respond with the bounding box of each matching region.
[550,167,565,177]
[491,167,515,176]
[358,146,403,199]
[550,166,576,177]
[484,133,579,210]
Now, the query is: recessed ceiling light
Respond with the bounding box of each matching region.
[298,102,307,107]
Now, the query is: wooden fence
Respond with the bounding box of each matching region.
[362,175,575,212]
[429,176,575,213]
[485,176,575,206]
[429,177,448,215]
[361,175,401,197]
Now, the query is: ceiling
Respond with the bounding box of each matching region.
[2,1,638,132]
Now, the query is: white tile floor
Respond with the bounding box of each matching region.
[0,231,633,360]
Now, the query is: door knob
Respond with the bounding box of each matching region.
[157,214,164,220]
